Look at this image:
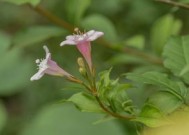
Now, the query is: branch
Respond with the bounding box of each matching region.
[155,0,189,10]
[31,5,163,66]
[95,96,135,120]
[98,38,163,65]
[31,5,74,32]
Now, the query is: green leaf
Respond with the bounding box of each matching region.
[0,31,11,56]
[81,14,118,42]
[1,0,41,6]
[148,92,183,114]
[93,115,115,125]
[68,92,104,113]
[12,26,66,47]
[125,35,145,50]
[163,35,189,84]
[0,102,7,133]
[132,65,166,74]
[127,71,188,101]
[64,0,91,23]
[97,69,133,113]
[0,48,33,95]
[98,68,113,88]
[134,104,170,127]
[151,14,182,55]
[21,104,127,135]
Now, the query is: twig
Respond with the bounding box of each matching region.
[95,96,134,120]
[98,38,163,65]
[155,0,189,10]
[31,5,74,32]
[30,5,163,66]
[122,47,163,65]
[68,73,135,120]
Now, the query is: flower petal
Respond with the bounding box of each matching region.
[42,45,52,60]
[46,59,71,77]
[66,35,76,40]
[86,30,104,41]
[45,53,51,62]
[76,41,92,71]
[43,45,49,54]
[30,69,45,81]
[60,40,77,46]
[86,30,95,36]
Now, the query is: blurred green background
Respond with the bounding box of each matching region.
[0,0,188,134]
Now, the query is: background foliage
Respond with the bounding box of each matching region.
[0,0,189,135]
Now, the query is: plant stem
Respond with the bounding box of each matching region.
[99,38,163,65]
[31,5,163,66]
[95,96,134,120]
[32,5,74,32]
[69,76,134,120]
[155,0,189,10]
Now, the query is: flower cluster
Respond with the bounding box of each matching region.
[30,29,104,81]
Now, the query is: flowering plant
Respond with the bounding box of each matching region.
[1,0,189,135]
[31,29,135,120]
[31,27,189,130]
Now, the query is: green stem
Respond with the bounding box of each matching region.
[89,70,134,120]
[155,0,189,10]
[67,76,91,92]
[95,96,135,120]
[99,38,163,65]
[68,71,134,120]
[68,77,135,120]
[31,5,74,32]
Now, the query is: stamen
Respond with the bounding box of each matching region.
[74,27,79,35]
[74,27,85,35]
[73,28,89,41]
[36,59,40,63]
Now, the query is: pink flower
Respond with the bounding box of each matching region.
[30,46,71,81]
[60,29,104,71]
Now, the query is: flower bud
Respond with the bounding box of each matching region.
[77,57,85,68]
[79,67,87,76]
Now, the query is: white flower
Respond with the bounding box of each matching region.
[30,46,71,81]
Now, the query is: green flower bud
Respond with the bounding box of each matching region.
[79,67,87,76]
[77,57,85,68]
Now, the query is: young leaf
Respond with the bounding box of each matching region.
[127,71,188,101]
[134,104,170,127]
[150,14,182,55]
[163,35,189,84]
[97,69,133,113]
[147,91,183,114]
[1,0,41,6]
[68,92,104,113]
[12,26,66,47]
